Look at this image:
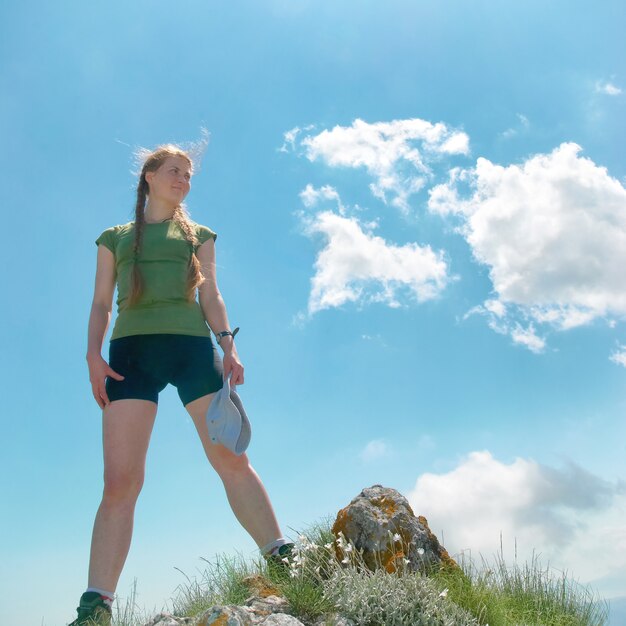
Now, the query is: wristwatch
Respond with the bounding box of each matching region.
[216,327,240,345]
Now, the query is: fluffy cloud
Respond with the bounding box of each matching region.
[429,143,626,348]
[407,451,626,593]
[299,183,346,214]
[300,209,450,315]
[289,118,469,212]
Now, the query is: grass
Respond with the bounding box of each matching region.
[108,517,610,626]
[431,550,609,626]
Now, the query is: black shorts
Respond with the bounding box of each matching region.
[105,334,224,406]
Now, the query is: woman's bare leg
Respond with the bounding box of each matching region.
[185,394,283,549]
[88,399,157,592]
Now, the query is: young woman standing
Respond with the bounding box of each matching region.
[69,144,292,625]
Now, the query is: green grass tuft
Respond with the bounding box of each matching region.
[431,550,609,626]
[106,517,610,626]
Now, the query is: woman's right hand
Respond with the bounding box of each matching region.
[87,354,125,409]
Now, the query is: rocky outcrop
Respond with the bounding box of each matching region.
[331,484,457,574]
[141,485,455,626]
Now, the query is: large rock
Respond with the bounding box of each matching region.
[331,484,457,574]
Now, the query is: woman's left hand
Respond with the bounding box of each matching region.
[223,351,244,386]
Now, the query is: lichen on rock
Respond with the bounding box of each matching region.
[331,484,457,574]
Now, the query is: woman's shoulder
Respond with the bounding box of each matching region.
[95,222,134,251]
[99,221,134,235]
[191,221,218,246]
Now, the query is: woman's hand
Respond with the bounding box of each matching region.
[87,354,125,409]
[223,350,244,386]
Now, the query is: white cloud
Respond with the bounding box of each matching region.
[510,323,546,353]
[609,345,626,368]
[279,126,301,153]
[360,439,390,462]
[299,206,451,315]
[465,301,547,353]
[407,451,626,595]
[484,298,506,318]
[294,118,469,212]
[299,184,346,214]
[428,143,626,349]
[280,124,316,152]
[596,81,622,96]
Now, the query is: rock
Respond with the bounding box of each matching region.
[192,594,297,626]
[331,484,457,574]
[145,613,194,625]
[241,574,282,600]
[258,615,305,625]
[193,604,256,625]
[245,594,290,616]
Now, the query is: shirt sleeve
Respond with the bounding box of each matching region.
[95,226,118,254]
[194,224,218,251]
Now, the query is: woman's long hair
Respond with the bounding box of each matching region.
[128,144,205,307]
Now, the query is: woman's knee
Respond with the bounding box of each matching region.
[212,449,251,480]
[102,470,144,505]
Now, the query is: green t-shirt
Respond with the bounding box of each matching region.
[95,220,217,340]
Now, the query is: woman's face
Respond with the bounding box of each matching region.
[146,155,192,205]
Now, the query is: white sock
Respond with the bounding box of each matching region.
[261,537,290,556]
[86,587,115,608]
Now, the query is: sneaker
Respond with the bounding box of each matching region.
[264,542,296,573]
[68,591,112,626]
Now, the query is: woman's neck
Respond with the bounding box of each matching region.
[144,199,176,224]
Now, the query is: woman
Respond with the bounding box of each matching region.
[69,144,293,626]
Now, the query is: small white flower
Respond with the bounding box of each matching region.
[345,543,353,553]
[393,533,402,543]
[417,547,425,556]
[403,558,410,565]
[439,588,448,598]
[342,556,350,564]
[324,542,333,549]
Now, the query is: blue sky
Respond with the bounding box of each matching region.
[1,1,625,624]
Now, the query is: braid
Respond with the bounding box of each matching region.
[128,174,148,307]
[172,205,206,302]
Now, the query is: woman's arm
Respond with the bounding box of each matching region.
[197,238,244,385]
[86,245,125,408]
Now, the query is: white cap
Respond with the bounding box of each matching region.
[206,374,251,455]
